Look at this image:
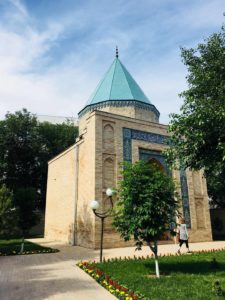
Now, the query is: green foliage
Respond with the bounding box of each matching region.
[0,109,41,191]
[167,26,225,207]
[0,108,78,209]
[206,168,225,207]
[0,185,18,238]
[38,120,78,158]
[14,187,39,236]
[0,239,59,256]
[113,161,179,251]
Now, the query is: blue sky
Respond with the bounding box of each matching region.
[0,0,224,124]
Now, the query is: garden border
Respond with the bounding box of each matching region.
[77,247,225,300]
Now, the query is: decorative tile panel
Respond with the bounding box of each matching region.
[180,168,191,228]
[132,129,168,144]
[123,128,132,162]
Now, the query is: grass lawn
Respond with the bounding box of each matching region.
[0,239,58,255]
[96,251,225,300]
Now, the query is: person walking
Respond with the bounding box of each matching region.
[177,218,190,254]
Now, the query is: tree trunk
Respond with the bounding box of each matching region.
[20,236,24,252]
[147,240,160,278]
[155,256,160,278]
[154,240,160,278]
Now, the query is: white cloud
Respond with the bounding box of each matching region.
[0,1,122,119]
[0,1,71,117]
[178,0,225,30]
[0,0,224,124]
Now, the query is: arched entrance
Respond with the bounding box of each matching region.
[148,158,166,173]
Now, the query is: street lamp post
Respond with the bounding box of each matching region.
[90,188,114,263]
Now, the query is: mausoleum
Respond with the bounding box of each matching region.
[44,51,212,248]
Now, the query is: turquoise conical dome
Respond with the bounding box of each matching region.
[78,56,159,120]
[86,57,151,105]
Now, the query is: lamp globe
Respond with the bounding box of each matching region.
[90,200,100,210]
[106,188,113,197]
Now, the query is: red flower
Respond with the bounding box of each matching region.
[105,274,110,281]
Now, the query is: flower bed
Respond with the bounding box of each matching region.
[77,247,225,300]
[77,260,147,300]
[0,248,59,256]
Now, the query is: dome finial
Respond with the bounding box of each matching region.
[116,46,119,58]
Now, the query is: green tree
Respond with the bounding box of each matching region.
[0,109,78,210]
[38,120,78,157]
[113,161,179,278]
[167,26,225,207]
[14,187,39,251]
[0,185,18,238]
[0,109,41,191]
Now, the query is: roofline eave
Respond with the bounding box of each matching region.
[78,99,160,119]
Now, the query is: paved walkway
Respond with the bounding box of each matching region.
[0,240,225,300]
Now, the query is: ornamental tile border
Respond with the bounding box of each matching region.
[78,100,160,119]
[180,168,191,228]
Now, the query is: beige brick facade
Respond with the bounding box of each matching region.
[45,105,212,248]
[45,145,77,243]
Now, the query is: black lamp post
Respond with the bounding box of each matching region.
[90,188,114,263]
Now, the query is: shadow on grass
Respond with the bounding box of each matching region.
[0,239,59,255]
[144,259,225,275]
